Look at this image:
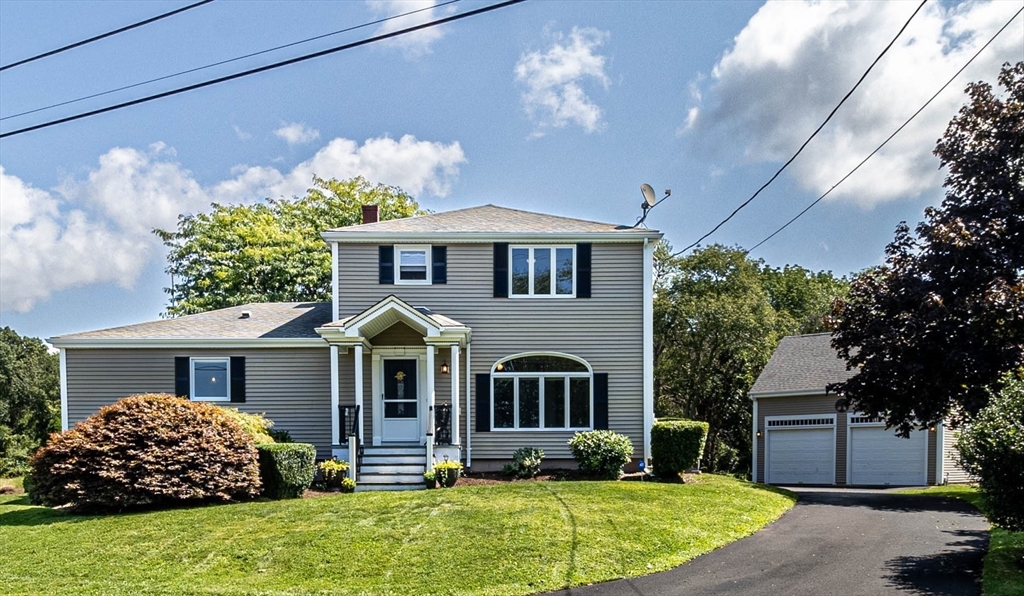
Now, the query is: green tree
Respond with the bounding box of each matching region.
[156,176,424,316]
[760,264,848,335]
[654,245,779,472]
[829,62,1024,435]
[0,327,60,476]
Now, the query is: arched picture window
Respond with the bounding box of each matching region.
[491,353,592,430]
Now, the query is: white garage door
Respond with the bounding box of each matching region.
[849,423,927,486]
[766,417,836,485]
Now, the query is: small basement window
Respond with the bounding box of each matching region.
[191,358,230,402]
[396,245,431,284]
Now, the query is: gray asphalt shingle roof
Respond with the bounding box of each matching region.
[325,204,659,235]
[52,302,333,341]
[750,333,857,395]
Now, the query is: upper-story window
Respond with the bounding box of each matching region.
[396,245,431,284]
[510,246,575,297]
[491,353,592,430]
[190,357,230,402]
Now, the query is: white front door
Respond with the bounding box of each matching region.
[849,425,927,486]
[382,359,420,442]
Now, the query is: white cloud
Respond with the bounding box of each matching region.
[515,27,611,136]
[274,122,320,145]
[0,135,465,313]
[685,0,1022,207]
[233,125,252,140]
[367,0,454,58]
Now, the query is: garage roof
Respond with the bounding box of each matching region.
[750,333,857,397]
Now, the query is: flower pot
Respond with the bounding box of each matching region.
[437,468,459,488]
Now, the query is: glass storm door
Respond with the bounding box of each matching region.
[382,359,419,442]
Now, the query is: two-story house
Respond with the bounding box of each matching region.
[50,205,661,490]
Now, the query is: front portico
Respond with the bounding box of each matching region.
[316,295,470,485]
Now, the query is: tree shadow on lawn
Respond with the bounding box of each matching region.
[883,529,988,595]
[0,498,102,527]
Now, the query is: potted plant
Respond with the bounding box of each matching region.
[433,458,463,488]
[318,458,350,491]
[423,470,437,489]
[340,477,356,494]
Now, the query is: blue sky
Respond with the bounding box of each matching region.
[1,0,1021,341]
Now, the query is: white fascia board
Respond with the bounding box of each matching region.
[320,231,663,244]
[749,389,831,399]
[49,338,326,349]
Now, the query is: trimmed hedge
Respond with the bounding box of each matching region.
[568,430,633,480]
[257,443,316,499]
[651,420,709,479]
[28,394,260,511]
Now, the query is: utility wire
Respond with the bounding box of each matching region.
[0,0,526,139]
[672,0,928,257]
[1,0,462,122]
[746,6,1023,254]
[0,0,215,72]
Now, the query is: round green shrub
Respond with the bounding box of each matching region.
[956,371,1024,531]
[651,420,709,479]
[257,443,316,499]
[568,430,633,480]
[28,394,260,511]
[503,447,545,478]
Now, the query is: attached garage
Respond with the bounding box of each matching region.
[765,416,835,484]
[848,417,927,486]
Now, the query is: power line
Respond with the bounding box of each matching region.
[0,0,215,72]
[0,0,526,139]
[747,6,1023,254]
[673,0,928,257]
[0,0,462,123]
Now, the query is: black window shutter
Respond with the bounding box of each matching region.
[475,373,491,432]
[432,246,447,284]
[493,243,509,298]
[577,243,592,298]
[230,357,246,403]
[175,357,190,399]
[379,245,394,284]
[593,372,609,429]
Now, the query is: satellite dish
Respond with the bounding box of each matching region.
[640,183,657,208]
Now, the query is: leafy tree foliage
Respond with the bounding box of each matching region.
[156,176,424,316]
[829,62,1024,435]
[0,327,59,476]
[655,244,848,472]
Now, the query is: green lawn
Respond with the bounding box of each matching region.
[900,486,1024,596]
[0,476,23,491]
[0,474,793,595]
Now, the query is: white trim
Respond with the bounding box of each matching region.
[395,244,432,285]
[49,338,327,349]
[643,237,654,463]
[330,345,340,445]
[751,397,758,483]
[465,342,472,467]
[354,344,364,443]
[189,357,231,402]
[426,346,435,463]
[491,351,593,374]
[749,389,830,399]
[321,231,662,244]
[935,421,945,485]
[764,413,837,485]
[508,245,576,298]
[331,241,339,320]
[372,350,428,445]
[59,348,68,431]
[450,344,461,445]
[490,353,593,431]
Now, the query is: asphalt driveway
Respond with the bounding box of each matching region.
[549,488,988,596]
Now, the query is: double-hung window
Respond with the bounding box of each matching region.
[190,357,230,402]
[492,354,591,430]
[395,245,431,284]
[510,246,575,297]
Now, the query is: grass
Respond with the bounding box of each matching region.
[0,474,793,595]
[899,486,1024,596]
[0,476,24,492]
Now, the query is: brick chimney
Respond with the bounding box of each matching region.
[361,204,379,224]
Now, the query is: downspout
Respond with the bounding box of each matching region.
[59,348,68,431]
[465,342,472,468]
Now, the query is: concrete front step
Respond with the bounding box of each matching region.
[358,473,426,484]
[361,464,426,475]
[363,445,424,456]
[361,455,426,466]
[355,483,424,492]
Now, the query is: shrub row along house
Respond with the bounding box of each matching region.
[751,333,972,487]
[50,205,661,490]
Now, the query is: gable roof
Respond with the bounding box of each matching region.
[750,333,858,397]
[50,302,332,347]
[321,204,662,242]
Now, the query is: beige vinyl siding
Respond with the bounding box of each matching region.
[65,348,333,458]
[942,424,973,484]
[337,242,645,461]
[756,395,847,485]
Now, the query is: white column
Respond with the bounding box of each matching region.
[354,344,364,440]
[330,345,340,445]
[642,238,655,464]
[331,241,339,320]
[426,345,436,464]
[59,348,68,431]
[450,344,461,445]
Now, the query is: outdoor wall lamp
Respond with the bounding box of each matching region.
[440,360,450,375]
[756,430,763,438]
